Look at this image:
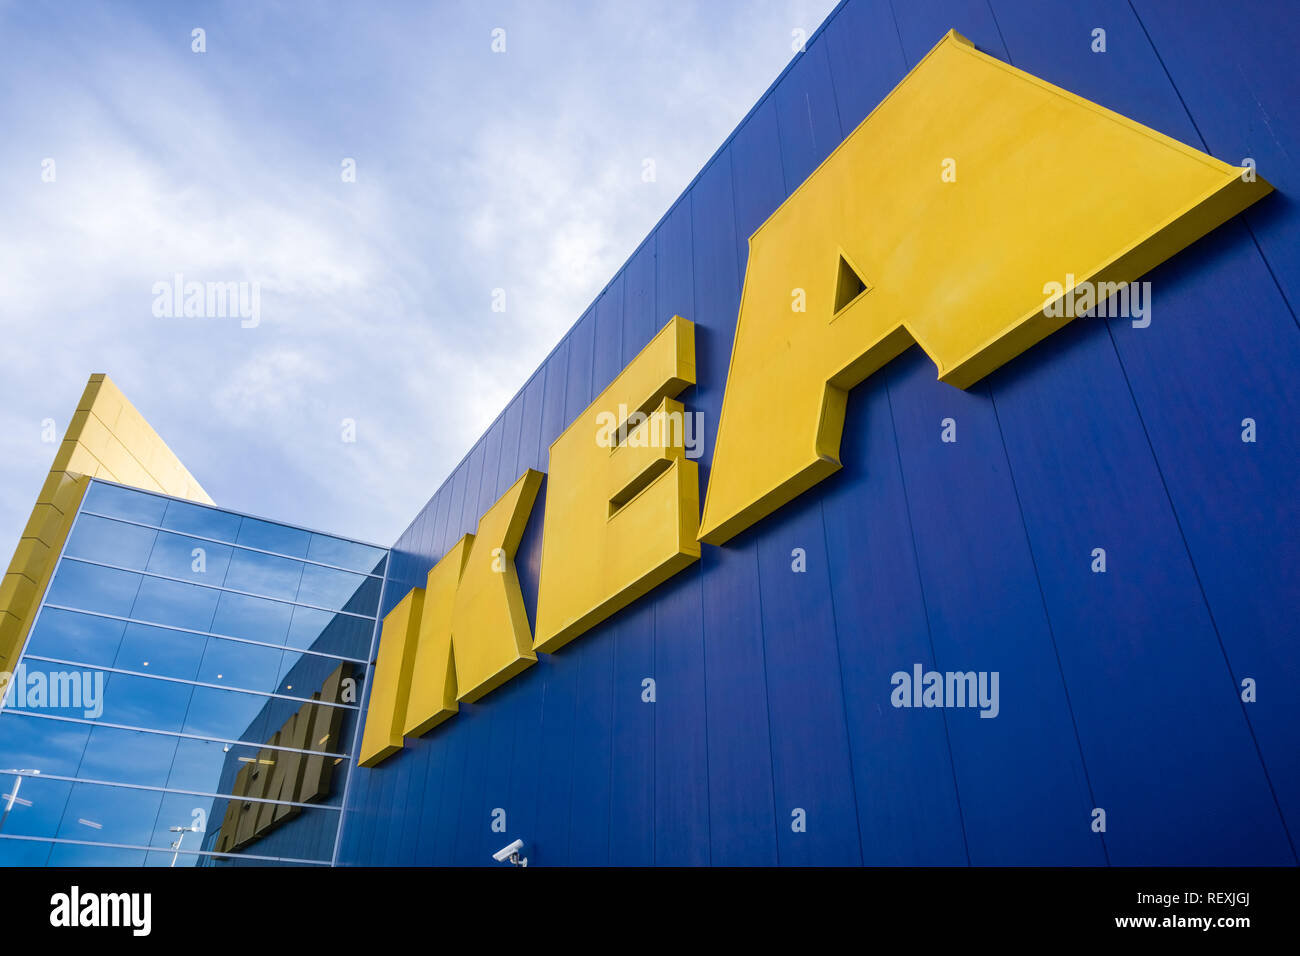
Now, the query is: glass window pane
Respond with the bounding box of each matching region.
[0,774,72,838]
[98,672,194,733]
[211,592,293,645]
[63,514,157,570]
[196,639,285,694]
[235,517,310,558]
[149,790,218,855]
[0,837,53,866]
[296,563,379,614]
[57,781,163,847]
[114,622,205,682]
[167,738,284,795]
[286,606,372,658]
[5,662,109,721]
[44,562,141,617]
[146,530,233,585]
[23,608,126,667]
[161,498,241,543]
[307,534,386,575]
[75,725,179,789]
[82,482,166,525]
[182,686,272,744]
[129,576,219,632]
[0,713,91,777]
[46,843,147,866]
[223,549,303,602]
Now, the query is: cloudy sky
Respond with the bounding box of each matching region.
[0,0,838,559]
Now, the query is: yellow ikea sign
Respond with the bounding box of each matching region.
[359,30,1270,766]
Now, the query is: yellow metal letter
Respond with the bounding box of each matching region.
[534,316,700,653]
[357,589,423,767]
[698,30,1272,545]
[450,469,544,701]
[403,535,470,735]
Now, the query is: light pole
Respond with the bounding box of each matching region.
[0,769,40,833]
[168,824,201,867]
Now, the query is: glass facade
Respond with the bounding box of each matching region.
[0,480,386,867]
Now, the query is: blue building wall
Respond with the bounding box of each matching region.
[338,0,1300,866]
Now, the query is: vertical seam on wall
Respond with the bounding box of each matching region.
[685,193,713,867]
[886,0,908,66]
[818,45,863,867]
[601,274,628,865]
[986,386,1112,865]
[884,381,972,866]
[980,5,1111,866]
[882,0,971,867]
[1125,0,1299,861]
[649,242,658,868]
[1101,320,1299,863]
[1126,0,1299,332]
[817,501,866,865]
[725,143,782,865]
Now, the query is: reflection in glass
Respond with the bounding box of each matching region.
[82,482,167,525]
[146,530,233,584]
[91,672,192,732]
[44,562,140,618]
[46,843,147,867]
[223,549,304,602]
[0,715,91,778]
[286,605,372,658]
[114,621,205,682]
[57,781,163,847]
[211,591,294,645]
[235,516,310,558]
[74,726,180,789]
[24,608,126,667]
[63,515,157,569]
[307,533,387,575]
[129,576,219,632]
[161,498,241,543]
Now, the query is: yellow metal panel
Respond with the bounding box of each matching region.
[697,30,1272,546]
[403,535,470,736]
[21,504,62,545]
[451,469,544,702]
[94,434,141,486]
[0,574,37,613]
[0,374,211,681]
[81,375,124,430]
[357,589,424,767]
[0,610,22,669]
[73,409,113,459]
[534,316,701,653]
[9,539,50,584]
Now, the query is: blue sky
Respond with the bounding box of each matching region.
[0,0,838,557]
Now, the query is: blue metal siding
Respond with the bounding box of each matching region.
[341,0,1300,865]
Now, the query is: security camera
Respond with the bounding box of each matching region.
[492,838,527,867]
